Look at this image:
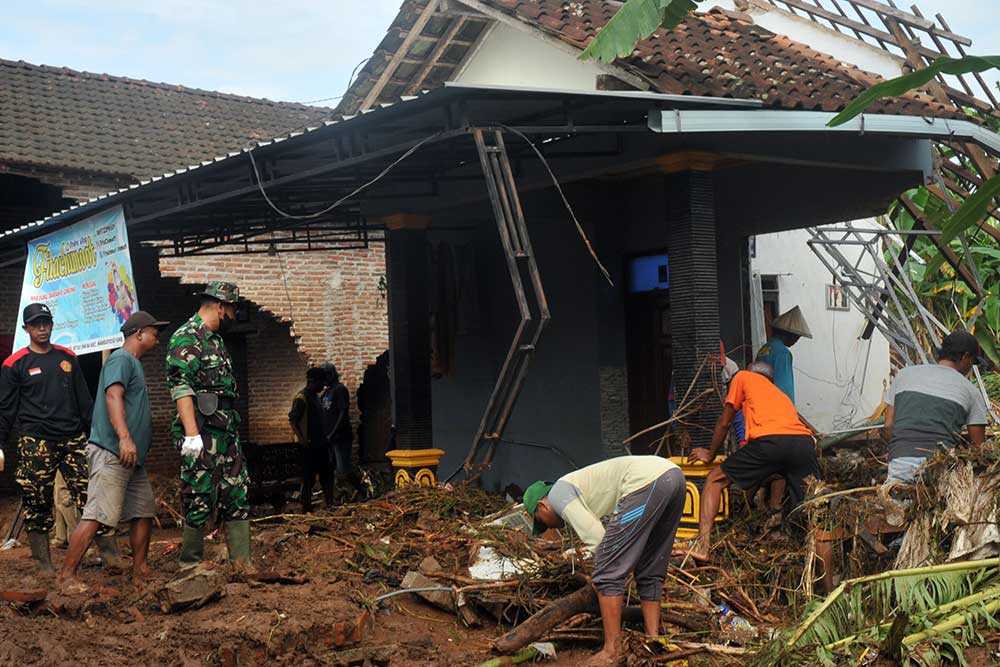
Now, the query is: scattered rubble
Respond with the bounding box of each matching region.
[2,446,1000,666]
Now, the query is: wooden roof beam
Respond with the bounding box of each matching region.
[405,16,468,96]
[932,11,1000,109]
[360,0,442,111]
[847,0,971,45]
[770,0,899,46]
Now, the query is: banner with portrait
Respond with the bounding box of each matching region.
[14,205,138,354]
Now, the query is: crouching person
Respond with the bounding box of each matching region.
[58,312,168,591]
[524,456,686,665]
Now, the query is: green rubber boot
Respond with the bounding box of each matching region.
[178,525,204,567]
[224,520,252,569]
[27,531,54,574]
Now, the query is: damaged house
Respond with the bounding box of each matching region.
[0,1,996,493]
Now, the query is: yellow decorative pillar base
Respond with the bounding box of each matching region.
[385,448,446,488]
[668,456,729,542]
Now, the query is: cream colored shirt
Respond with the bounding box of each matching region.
[552,456,679,548]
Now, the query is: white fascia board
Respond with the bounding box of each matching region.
[648,109,1000,155]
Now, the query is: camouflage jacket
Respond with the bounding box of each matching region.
[165,313,239,404]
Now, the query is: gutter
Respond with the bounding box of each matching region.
[648,109,1000,157]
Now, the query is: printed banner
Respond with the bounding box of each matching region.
[14,206,138,354]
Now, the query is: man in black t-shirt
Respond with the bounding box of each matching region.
[289,368,333,512]
[0,304,97,573]
[320,363,366,499]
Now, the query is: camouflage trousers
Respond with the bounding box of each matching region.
[179,428,250,527]
[15,433,89,534]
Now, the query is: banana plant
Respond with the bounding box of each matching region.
[830,56,1000,284]
[885,185,1000,364]
[579,0,706,63]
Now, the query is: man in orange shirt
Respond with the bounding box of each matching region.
[679,361,819,562]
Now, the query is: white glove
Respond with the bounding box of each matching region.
[181,435,204,458]
[0,448,5,472]
[562,547,593,562]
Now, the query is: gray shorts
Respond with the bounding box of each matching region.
[81,443,156,527]
[591,467,686,601]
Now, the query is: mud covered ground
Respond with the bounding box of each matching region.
[0,492,601,667]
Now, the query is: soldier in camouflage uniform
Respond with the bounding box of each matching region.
[165,282,252,567]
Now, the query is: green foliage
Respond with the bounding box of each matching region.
[882,179,1000,364]
[937,175,1000,246]
[579,0,706,63]
[980,372,1000,402]
[755,562,1000,667]
[828,55,1000,127]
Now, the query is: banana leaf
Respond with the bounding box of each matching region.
[580,0,704,63]
[919,176,1000,278]
[828,55,1000,126]
[938,174,1000,246]
[974,327,1000,365]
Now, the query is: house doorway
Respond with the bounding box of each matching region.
[624,253,672,454]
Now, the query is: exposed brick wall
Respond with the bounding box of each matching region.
[245,315,309,444]
[0,241,388,491]
[159,246,390,422]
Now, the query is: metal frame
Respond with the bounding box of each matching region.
[456,128,550,480]
[758,0,1000,299]
[806,224,998,420]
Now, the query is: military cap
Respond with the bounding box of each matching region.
[198,281,241,304]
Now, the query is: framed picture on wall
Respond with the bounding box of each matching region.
[826,283,849,311]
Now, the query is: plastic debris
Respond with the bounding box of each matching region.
[715,603,758,645]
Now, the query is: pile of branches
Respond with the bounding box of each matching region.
[896,443,1000,569]
[252,484,586,619]
[754,442,1000,666]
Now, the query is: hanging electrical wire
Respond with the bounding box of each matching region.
[297,57,371,106]
[246,129,448,221]
[498,123,613,286]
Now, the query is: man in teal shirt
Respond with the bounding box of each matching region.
[756,305,812,403]
[58,311,168,591]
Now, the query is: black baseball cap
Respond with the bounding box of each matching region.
[121,311,169,337]
[940,331,988,366]
[23,303,53,324]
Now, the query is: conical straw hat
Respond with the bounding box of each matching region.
[771,305,812,339]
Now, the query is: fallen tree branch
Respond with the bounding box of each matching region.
[492,585,597,654]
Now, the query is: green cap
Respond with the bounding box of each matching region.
[523,481,554,536]
[199,281,240,304]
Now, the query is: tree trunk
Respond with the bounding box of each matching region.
[492,585,597,654]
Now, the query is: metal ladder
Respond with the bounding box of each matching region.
[456,129,550,480]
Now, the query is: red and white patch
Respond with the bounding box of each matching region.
[28,367,41,376]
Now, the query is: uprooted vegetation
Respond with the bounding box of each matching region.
[2,445,1000,666]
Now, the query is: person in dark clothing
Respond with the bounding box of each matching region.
[0,303,112,572]
[319,363,365,499]
[290,368,332,512]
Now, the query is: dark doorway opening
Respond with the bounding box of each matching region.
[624,253,672,454]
